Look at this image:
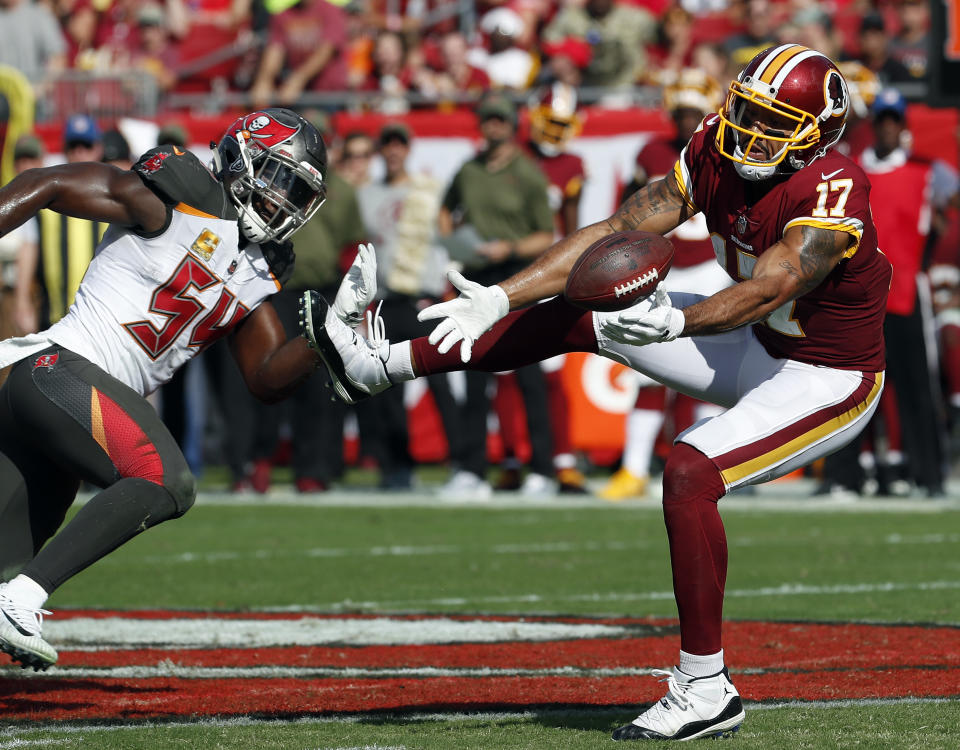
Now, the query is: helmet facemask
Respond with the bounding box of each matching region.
[227,133,326,244]
[717,83,821,181]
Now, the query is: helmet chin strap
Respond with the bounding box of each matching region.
[732,144,778,181]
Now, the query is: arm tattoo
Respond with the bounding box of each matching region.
[795,226,846,293]
[610,177,686,231]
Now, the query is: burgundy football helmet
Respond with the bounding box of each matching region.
[212,108,327,243]
[715,44,849,180]
[529,82,582,156]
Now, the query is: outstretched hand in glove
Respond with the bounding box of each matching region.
[598,284,685,346]
[416,270,510,363]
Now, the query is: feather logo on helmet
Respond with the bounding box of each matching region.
[824,71,848,119]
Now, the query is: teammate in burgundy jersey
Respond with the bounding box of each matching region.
[308,45,891,741]
[526,82,589,493]
[0,109,361,672]
[602,69,730,501]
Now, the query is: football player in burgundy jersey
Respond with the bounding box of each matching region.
[305,44,892,741]
[0,109,373,671]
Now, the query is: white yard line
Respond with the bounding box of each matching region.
[128,530,960,566]
[188,489,960,512]
[43,617,634,649]
[273,579,960,613]
[72,479,960,512]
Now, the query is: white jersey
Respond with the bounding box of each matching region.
[47,209,279,395]
[0,145,286,396]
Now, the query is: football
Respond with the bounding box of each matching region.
[563,231,674,312]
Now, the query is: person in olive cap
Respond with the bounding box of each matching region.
[101,129,132,170]
[435,92,557,498]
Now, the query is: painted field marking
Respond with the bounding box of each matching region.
[73,482,960,512]
[5,665,666,680]
[267,579,960,612]
[123,531,960,568]
[43,617,634,648]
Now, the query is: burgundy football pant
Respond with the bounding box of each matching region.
[412,296,727,654]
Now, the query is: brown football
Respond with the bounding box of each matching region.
[564,231,675,312]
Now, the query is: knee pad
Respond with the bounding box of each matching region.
[166,469,197,517]
[662,442,725,507]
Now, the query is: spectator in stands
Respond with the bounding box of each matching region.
[538,37,593,88]
[889,0,929,82]
[783,6,843,63]
[355,30,413,114]
[0,0,67,87]
[436,93,555,498]
[646,3,696,76]
[850,12,913,85]
[338,131,376,190]
[470,8,536,92]
[58,0,101,69]
[721,0,778,70]
[100,128,133,169]
[542,0,657,95]
[127,3,179,92]
[426,31,491,104]
[0,136,44,348]
[690,41,732,91]
[357,122,458,489]
[165,0,252,92]
[249,0,348,108]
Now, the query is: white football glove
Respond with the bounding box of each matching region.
[417,270,510,363]
[332,243,378,327]
[599,284,685,346]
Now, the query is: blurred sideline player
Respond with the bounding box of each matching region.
[600,69,732,501]
[306,45,891,741]
[0,109,370,671]
[495,82,589,493]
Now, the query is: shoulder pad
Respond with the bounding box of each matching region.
[134,145,237,221]
[260,239,295,287]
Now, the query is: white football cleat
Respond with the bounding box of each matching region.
[300,291,394,404]
[438,470,493,500]
[0,585,57,671]
[612,666,744,741]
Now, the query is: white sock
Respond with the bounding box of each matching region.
[622,409,664,476]
[678,649,724,679]
[553,453,576,470]
[3,574,49,610]
[385,342,415,382]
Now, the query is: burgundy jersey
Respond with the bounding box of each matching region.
[636,137,715,268]
[675,116,891,371]
[535,151,585,237]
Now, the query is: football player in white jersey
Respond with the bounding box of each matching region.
[0,108,374,671]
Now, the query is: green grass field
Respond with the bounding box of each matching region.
[2,471,959,748]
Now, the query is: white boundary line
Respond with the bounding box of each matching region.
[1,698,957,738]
[74,478,960,512]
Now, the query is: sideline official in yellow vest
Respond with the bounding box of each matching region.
[36,114,107,326]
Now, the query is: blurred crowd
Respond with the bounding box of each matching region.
[0,0,932,113]
[1,0,956,502]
